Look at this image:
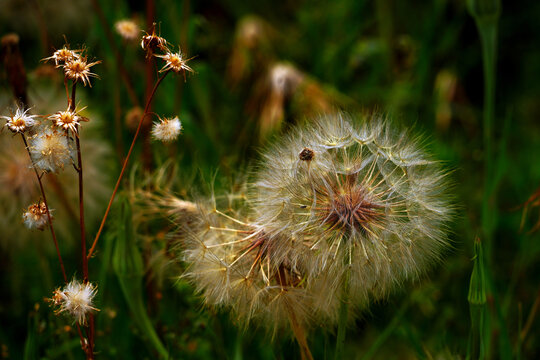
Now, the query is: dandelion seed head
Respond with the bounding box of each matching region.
[151,116,182,142]
[254,113,453,309]
[29,127,73,173]
[1,107,38,134]
[51,280,98,325]
[22,201,50,230]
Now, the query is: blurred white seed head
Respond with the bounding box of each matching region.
[1,107,38,134]
[115,19,140,41]
[51,279,98,325]
[253,113,453,313]
[151,116,182,142]
[28,127,73,173]
[22,201,51,230]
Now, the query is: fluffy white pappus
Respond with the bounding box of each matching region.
[180,197,315,336]
[51,279,98,325]
[151,116,182,142]
[114,19,140,41]
[22,202,51,230]
[252,113,453,317]
[28,127,73,173]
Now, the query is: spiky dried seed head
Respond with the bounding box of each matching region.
[42,45,81,66]
[155,49,194,79]
[49,106,88,133]
[1,107,38,134]
[63,56,101,87]
[22,201,51,230]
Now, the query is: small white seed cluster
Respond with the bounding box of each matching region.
[51,279,98,325]
[179,113,453,335]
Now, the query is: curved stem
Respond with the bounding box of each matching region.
[87,71,170,260]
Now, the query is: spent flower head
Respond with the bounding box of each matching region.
[155,48,194,79]
[49,106,88,133]
[151,116,182,142]
[115,19,140,41]
[42,45,81,66]
[1,106,38,134]
[22,201,51,230]
[51,279,98,325]
[63,55,101,87]
[141,27,167,56]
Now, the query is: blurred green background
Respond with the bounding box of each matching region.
[0,0,539,358]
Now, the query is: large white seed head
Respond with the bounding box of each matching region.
[253,114,453,315]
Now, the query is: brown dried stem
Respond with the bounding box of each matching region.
[87,70,170,260]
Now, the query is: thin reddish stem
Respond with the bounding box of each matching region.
[69,81,94,360]
[87,71,170,260]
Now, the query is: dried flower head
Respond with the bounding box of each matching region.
[115,19,140,41]
[49,106,88,133]
[28,127,73,173]
[141,27,167,55]
[63,55,101,87]
[42,45,81,66]
[22,201,51,230]
[151,116,182,142]
[51,279,98,325]
[1,106,38,133]
[253,114,453,313]
[155,49,194,79]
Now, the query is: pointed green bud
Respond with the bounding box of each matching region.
[468,237,487,305]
